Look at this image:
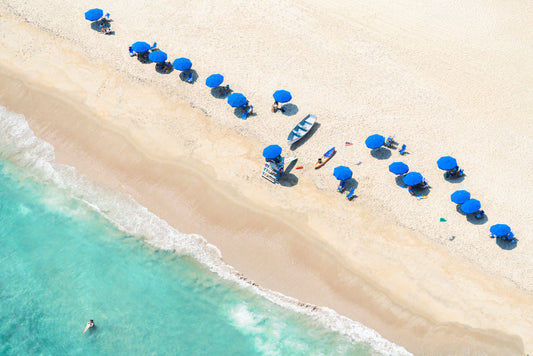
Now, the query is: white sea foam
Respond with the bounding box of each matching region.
[0,105,411,355]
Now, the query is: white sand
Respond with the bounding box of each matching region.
[1,0,532,353]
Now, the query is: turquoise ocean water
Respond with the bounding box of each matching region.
[0,106,409,355]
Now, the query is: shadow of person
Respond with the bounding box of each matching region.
[211,86,231,99]
[495,237,517,250]
[370,147,392,160]
[278,173,299,187]
[280,103,298,116]
[290,123,321,151]
[466,213,488,225]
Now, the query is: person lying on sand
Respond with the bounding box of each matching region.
[272,101,279,113]
[83,320,94,333]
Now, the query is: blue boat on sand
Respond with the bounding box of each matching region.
[287,114,317,145]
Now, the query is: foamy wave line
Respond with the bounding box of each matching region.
[0,106,411,355]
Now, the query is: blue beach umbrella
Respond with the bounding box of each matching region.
[490,224,511,237]
[206,74,224,88]
[402,172,423,186]
[262,145,282,160]
[227,93,248,107]
[450,190,471,204]
[131,41,151,53]
[333,166,353,181]
[273,90,292,103]
[461,199,481,214]
[365,134,385,149]
[437,156,458,171]
[85,8,103,21]
[388,162,409,175]
[149,51,167,63]
[172,57,192,71]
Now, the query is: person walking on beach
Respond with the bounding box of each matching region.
[84,320,94,333]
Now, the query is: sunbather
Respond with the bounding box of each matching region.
[385,136,397,148]
[272,101,279,113]
[101,26,112,34]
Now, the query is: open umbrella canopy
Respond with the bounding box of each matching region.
[403,172,423,186]
[85,8,103,21]
[131,41,150,53]
[461,199,481,214]
[451,190,471,204]
[388,162,409,175]
[365,134,385,149]
[205,74,224,88]
[172,57,192,71]
[227,93,248,107]
[333,166,353,181]
[273,90,292,103]
[437,156,458,171]
[262,145,282,160]
[490,224,511,237]
[148,51,167,63]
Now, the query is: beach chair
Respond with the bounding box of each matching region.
[149,42,157,51]
[346,188,355,200]
[474,210,485,219]
[186,71,193,83]
[129,47,135,57]
[105,13,110,20]
[399,144,407,155]
[337,180,346,193]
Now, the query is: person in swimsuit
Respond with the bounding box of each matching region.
[84,320,94,333]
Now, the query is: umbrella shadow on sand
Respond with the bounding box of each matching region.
[90,19,115,35]
[395,175,406,187]
[444,173,466,184]
[233,106,256,119]
[371,147,392,160]
[280,103,298,116]
[180,70,198,83]
[279,159,299,187]
[496,237,517,250]
[211,87,231,99]
[290,123,321,151]
[466,213,488,225]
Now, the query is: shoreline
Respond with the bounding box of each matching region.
[1,2,532,354]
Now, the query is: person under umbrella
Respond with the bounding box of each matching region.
[437,156,464,178]
[388,162,409,175]
[333,166,353,193]
[227,93,249,108]
[272,90,292,113]
[149,51,172,73]
[450,190,470,204]
[365,134,385,150]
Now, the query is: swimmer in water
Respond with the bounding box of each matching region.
[83,320,94,333]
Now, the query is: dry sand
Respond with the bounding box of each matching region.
[1,0,532,354]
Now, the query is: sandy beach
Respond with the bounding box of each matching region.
[1,0,532,354]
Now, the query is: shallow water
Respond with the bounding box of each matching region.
[0,105,409,355]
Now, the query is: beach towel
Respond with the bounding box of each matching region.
[345,142,353,146]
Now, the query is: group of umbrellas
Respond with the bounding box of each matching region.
[450,190,480,214]
[85,8,516,244]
